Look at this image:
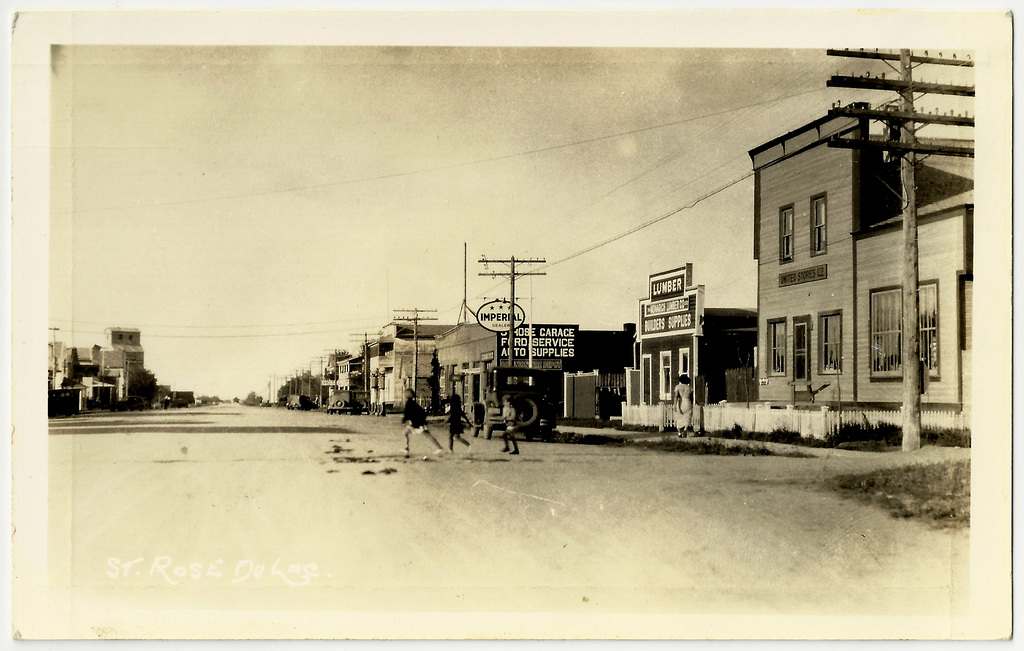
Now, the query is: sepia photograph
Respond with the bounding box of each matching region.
[10,9,1012,640]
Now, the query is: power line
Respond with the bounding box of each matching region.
[55,86,830,217]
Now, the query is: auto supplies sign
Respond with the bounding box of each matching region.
[498,324,577,361]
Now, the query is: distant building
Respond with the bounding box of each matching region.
[52,326,147,407]
[366,322,454,410]
[748,110,972,411]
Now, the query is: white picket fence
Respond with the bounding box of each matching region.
[621,403,968,440]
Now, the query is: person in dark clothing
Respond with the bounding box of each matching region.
[446,394,473,452]
[401,389,444,458]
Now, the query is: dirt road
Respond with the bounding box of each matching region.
[42,404,969,637]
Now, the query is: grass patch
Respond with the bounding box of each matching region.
[827,460,970,527]
[625,437,813,457]
[559,418,623,430]
[714,424,829,448]
[549,431,624,446]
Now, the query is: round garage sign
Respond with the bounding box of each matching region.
[476,299,526,333]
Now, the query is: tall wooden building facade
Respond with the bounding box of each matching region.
[749,109,973,411]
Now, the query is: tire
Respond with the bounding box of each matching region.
[513,397,540,428]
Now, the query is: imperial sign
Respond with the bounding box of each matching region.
[476,299,526,333]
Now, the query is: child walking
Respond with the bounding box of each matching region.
[500,396,520,455]
[401,389,445,458]
[446,394,473,452]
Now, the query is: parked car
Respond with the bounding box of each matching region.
[287,394,317,410]
[326,389,368,415]
[477,366,559,442]
[113,396,148,412]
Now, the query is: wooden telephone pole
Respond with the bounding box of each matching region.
[350,332,381,393]
[826,48,973,451]
[478,255,546,368]
[393,308,437,397]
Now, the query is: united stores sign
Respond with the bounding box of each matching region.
[779,264,827,288]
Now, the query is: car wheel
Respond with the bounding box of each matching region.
[513,397,540,428]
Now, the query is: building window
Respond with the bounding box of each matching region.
[871,285,939,377]
[819,312,842,374]
[870,288,902,376]
[810,195,827,254]
[919,282,939,374]
[768,320,786,376]
[779,206,794,262]
[678,348,690,378]
[642,355,652,405]
[793,317,810,381]
[660,351,673,400]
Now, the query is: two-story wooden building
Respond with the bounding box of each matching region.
[749,108,972,411]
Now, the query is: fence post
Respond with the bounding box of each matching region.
[785,404,795,434]
[819,405,829,440]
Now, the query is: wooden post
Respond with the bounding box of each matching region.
[900,49,922,452]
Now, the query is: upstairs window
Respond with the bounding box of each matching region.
[779,207,794,262]
[811,195,827,254]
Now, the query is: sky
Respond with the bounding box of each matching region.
[47,44,974,399]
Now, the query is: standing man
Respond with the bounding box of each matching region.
[401,389,445,458]
[674,374,694,438]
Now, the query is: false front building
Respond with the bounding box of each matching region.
[749,109,972,411]
[635,264,757,407]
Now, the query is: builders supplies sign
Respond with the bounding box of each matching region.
[641,287,703,338]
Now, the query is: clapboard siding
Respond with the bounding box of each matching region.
[756,143,856,403]
[854,211,966,405]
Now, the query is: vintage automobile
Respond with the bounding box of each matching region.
[326,389,369,415]
[286,394,317,411]
[112,395,148,412]
[477,366,559,442]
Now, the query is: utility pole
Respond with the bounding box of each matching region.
[393,308,437,397]
[479,255,546,368]
[826,48,973,451]
[457,243,474,324]
[350,332,380,393]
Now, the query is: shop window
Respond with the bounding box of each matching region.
[819,312,842,374]
[793,317,810,381]
[870,285,939,377]
[870,288,902,376]
[768,319,786,376]
[779,206,794,262]
[810,194,827,254]
[660,351,673,400]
